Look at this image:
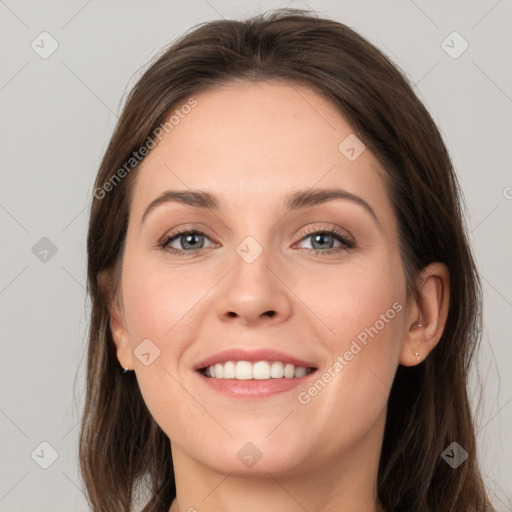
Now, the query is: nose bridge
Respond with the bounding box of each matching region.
[215,232,293,324]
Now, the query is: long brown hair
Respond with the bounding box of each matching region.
[80,8,493,511]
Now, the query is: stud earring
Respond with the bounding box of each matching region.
[413,351,421,361]
[122,367,131,374]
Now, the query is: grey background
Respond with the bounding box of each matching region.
[0,0,510,510]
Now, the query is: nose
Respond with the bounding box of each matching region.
[215,247,293,326]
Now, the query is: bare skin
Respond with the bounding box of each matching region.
[108,81,449,512]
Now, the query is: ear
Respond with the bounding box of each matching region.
[399,262,450,366]
[99,270,134,371]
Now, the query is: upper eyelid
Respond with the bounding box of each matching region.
[165,225,349,237]
[163,225,353,246]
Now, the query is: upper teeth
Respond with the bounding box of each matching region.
[203,360,313,380]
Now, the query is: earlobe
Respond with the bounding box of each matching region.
[399,262,450,367]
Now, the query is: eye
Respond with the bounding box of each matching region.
[159,228,215,255]
[296,227,354,255]
[158,225,355,257]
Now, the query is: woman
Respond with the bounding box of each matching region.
[79,8,494,512]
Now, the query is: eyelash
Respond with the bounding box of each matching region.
[158,226,355,257]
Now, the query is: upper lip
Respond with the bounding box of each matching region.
[193,348,317,371]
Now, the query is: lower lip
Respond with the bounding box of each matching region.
[196,370,317,398]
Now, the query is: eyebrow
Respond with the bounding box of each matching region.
[140,187,382,230]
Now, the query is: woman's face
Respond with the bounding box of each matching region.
[114,81,410,477]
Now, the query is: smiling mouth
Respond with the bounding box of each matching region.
[199,360,317,380]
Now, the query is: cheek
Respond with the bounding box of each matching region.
[297,255,405,345]
[120,263,208,434]
[294,257,405,410]
[121,257,206,346]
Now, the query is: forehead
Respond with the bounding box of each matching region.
[131,81,391,220]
